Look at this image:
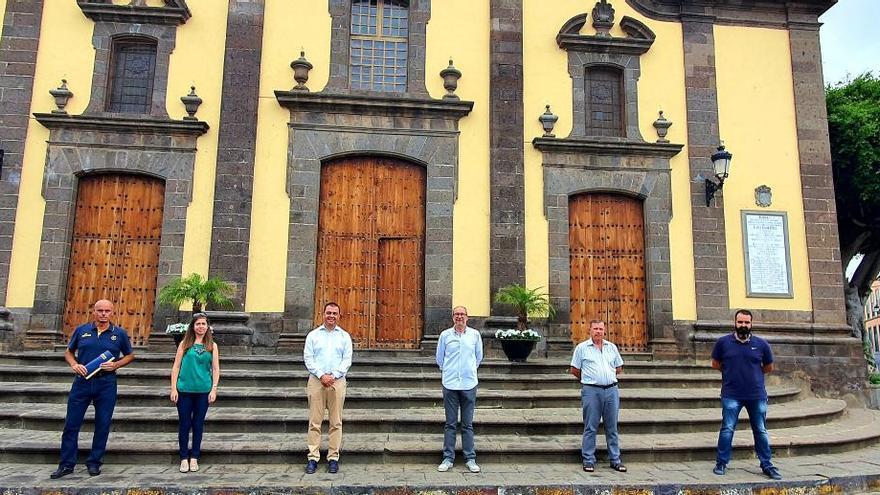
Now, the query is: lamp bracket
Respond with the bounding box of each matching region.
[705,177,724,206]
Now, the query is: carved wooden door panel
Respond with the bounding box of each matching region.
[314,157,425,348]
[569,193,648,351]
[63,174,164,346]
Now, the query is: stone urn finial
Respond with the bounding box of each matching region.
[653,110,672,143]
[180,86,203,120]
[49,79,73,114]
[290,50,314,91]
[539,105,559,137]
[592,0,615,37]
[440,58,462,100]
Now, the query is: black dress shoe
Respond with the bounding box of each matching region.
[87,465,101,476]
[50,466,74,479]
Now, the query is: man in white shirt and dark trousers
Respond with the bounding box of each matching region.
[303,302,352,474]
[570,319,626,473]
[436,306,484,473]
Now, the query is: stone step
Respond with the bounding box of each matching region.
[0,364,720,389]
[0,398,844,435]
[0,382,802,410]
[3,408,877,464]
[0,352,714,374]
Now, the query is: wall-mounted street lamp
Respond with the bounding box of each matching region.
[705,143,732,206]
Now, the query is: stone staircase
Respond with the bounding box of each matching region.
[0,351,878,465]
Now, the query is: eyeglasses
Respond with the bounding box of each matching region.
[192,312,208,319]
[453,312,467,316]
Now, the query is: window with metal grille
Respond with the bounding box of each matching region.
[585,66,624,137]
[107,37,157,113]
[350,0,408,92]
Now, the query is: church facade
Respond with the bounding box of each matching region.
[0,0,863,393]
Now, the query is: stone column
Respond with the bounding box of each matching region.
[682,17,730,321]
[0,1,44,305]
[788,20,847,324]
[208,0,265,307]
[489,0,526,313]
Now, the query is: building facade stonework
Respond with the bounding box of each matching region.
[0,0,864,396]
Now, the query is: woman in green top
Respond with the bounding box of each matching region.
[170,313,220,473]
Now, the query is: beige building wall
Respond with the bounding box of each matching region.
[715,25,812,311]
[522,0,696,320]
[5,2,228,308]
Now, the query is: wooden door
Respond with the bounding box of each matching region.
[63,174,165,346]
[569,193,647,351]
[313,157,425,348]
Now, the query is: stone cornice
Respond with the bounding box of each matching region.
[274,91,474,120]
[533,136,684,159]
[34,113,209,136]
[77,0,191,26]
[557,14,655,55]
[625,0,834,28]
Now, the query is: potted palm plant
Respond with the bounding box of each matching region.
[158,273,234,345]
[493,284,556,362]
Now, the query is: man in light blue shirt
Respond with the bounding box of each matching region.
[435,306,483,473]
[570,319,625,473]
[303,302,352,475]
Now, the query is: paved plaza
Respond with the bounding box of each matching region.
[0,445,878,494]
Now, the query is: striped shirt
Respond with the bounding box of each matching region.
[571,339,623,386]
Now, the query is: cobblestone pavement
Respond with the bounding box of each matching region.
[0,445,878,494]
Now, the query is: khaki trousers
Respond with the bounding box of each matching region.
[306,375,346,461]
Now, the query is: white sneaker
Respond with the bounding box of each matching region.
[179,459,189,473]
[465,460,481,473]
[189,458,199,472]
[437,459,453,472]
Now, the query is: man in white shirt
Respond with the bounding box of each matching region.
[435,306,483,473]
[303,302,352,474]
[570,319,626,473]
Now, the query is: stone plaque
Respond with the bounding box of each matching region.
[742,211,793,298]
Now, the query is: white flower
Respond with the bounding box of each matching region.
[494,328,542,341]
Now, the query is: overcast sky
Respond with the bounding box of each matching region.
[819,0,879,85]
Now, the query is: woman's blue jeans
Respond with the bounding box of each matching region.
[177,392,210,460]
[716,397,773,469]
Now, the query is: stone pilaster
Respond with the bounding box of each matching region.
[208,0,265,306]
[682,17,730,320]
[0,0,44,304]
[489,0,525,312]
[788,20,846,324]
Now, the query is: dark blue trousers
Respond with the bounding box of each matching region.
[177,392,210,459]
[59,374,117,469]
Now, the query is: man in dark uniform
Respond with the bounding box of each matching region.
[50,299,135,479]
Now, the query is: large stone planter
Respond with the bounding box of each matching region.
[499,339,538,362]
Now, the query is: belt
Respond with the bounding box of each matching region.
[583,382,618,389]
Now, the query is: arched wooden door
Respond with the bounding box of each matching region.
[62,174,164,346]
[569,193,648,351]
[313,157,425,349]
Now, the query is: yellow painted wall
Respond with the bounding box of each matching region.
[247,0,491,314]
[6,1,94,307]
[245,0,331,312]
[427,0,491,315]
[0,0,7,40]
[5,1,228,308]
[167,3,229,289]
[522,1,696,320]
[715,26,811,310]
